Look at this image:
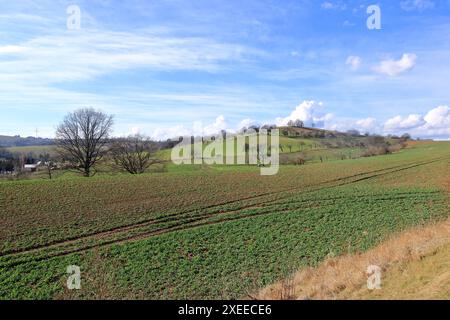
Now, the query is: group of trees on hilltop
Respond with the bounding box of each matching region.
[55,108,162,177]
[287,119,304,128]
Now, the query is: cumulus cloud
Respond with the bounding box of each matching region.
[346,55,361,71]
[384,114,425,131]
[276,101,331,127]
[400,0,435,11]
[316,105,450,139]
[322,116,380,134]
[423,105,450,128]
[237,118,257,130]
[203,115,228,136]
[356,117,378,131]
[383,105,450,139]
[374,53,417,76]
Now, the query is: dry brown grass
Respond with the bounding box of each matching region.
[345,243,450,299]
[255,217,450,300]
[406,140,434,148]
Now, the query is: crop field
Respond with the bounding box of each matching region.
[7,145,56,156]
[0,141,449,299]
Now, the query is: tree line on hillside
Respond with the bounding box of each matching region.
[1,108,413,179]
[0,135,54,147]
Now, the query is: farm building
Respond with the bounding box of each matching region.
[23,164,38,172]
[23,161,42,172]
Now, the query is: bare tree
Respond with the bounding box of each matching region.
[55,108,114,177]
[287,119,304,128]
[41,152,56,180]
[110,135,162,174]
[293,119,304,128]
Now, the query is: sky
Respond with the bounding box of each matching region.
[1,0,450,140]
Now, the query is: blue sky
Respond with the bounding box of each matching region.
[1,0,450,139]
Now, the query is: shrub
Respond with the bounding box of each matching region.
[295,156,306,165]
[363,146,389,157]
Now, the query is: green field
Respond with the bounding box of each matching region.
[0,141,449,299]
[7,145,56,155]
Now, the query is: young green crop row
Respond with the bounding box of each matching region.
[0,184,448,299]
[1,151,446,257]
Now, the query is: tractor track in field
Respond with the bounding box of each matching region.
[1,158,437,254]
[1,189,439,267]
[3,155,448,245]
[1,156,449,268]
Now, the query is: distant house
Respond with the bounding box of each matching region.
[24,164,38,172]
[23,161,42,172]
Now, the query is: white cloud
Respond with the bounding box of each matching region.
[356,117,378,131]
[423,105,450,128]
[150,125,191,140]
[149,115,230,140]
[384,114,425,131]
[382,105,450,138]
[0,45,26,54]
[374,53,417,76]
[203,115,228,136]
[346,55,361,71]
[0,29,259,85]
[400,0,435,11]
[317,105,450,139]
[321,1,346,10]
[130,126,141,135]
[313,105,450,139]
[237,118,257,130]
[0,26,264,138]
[322,116,381,134]
[276,100,331,127]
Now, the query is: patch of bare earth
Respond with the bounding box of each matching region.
[255,217,450,300]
